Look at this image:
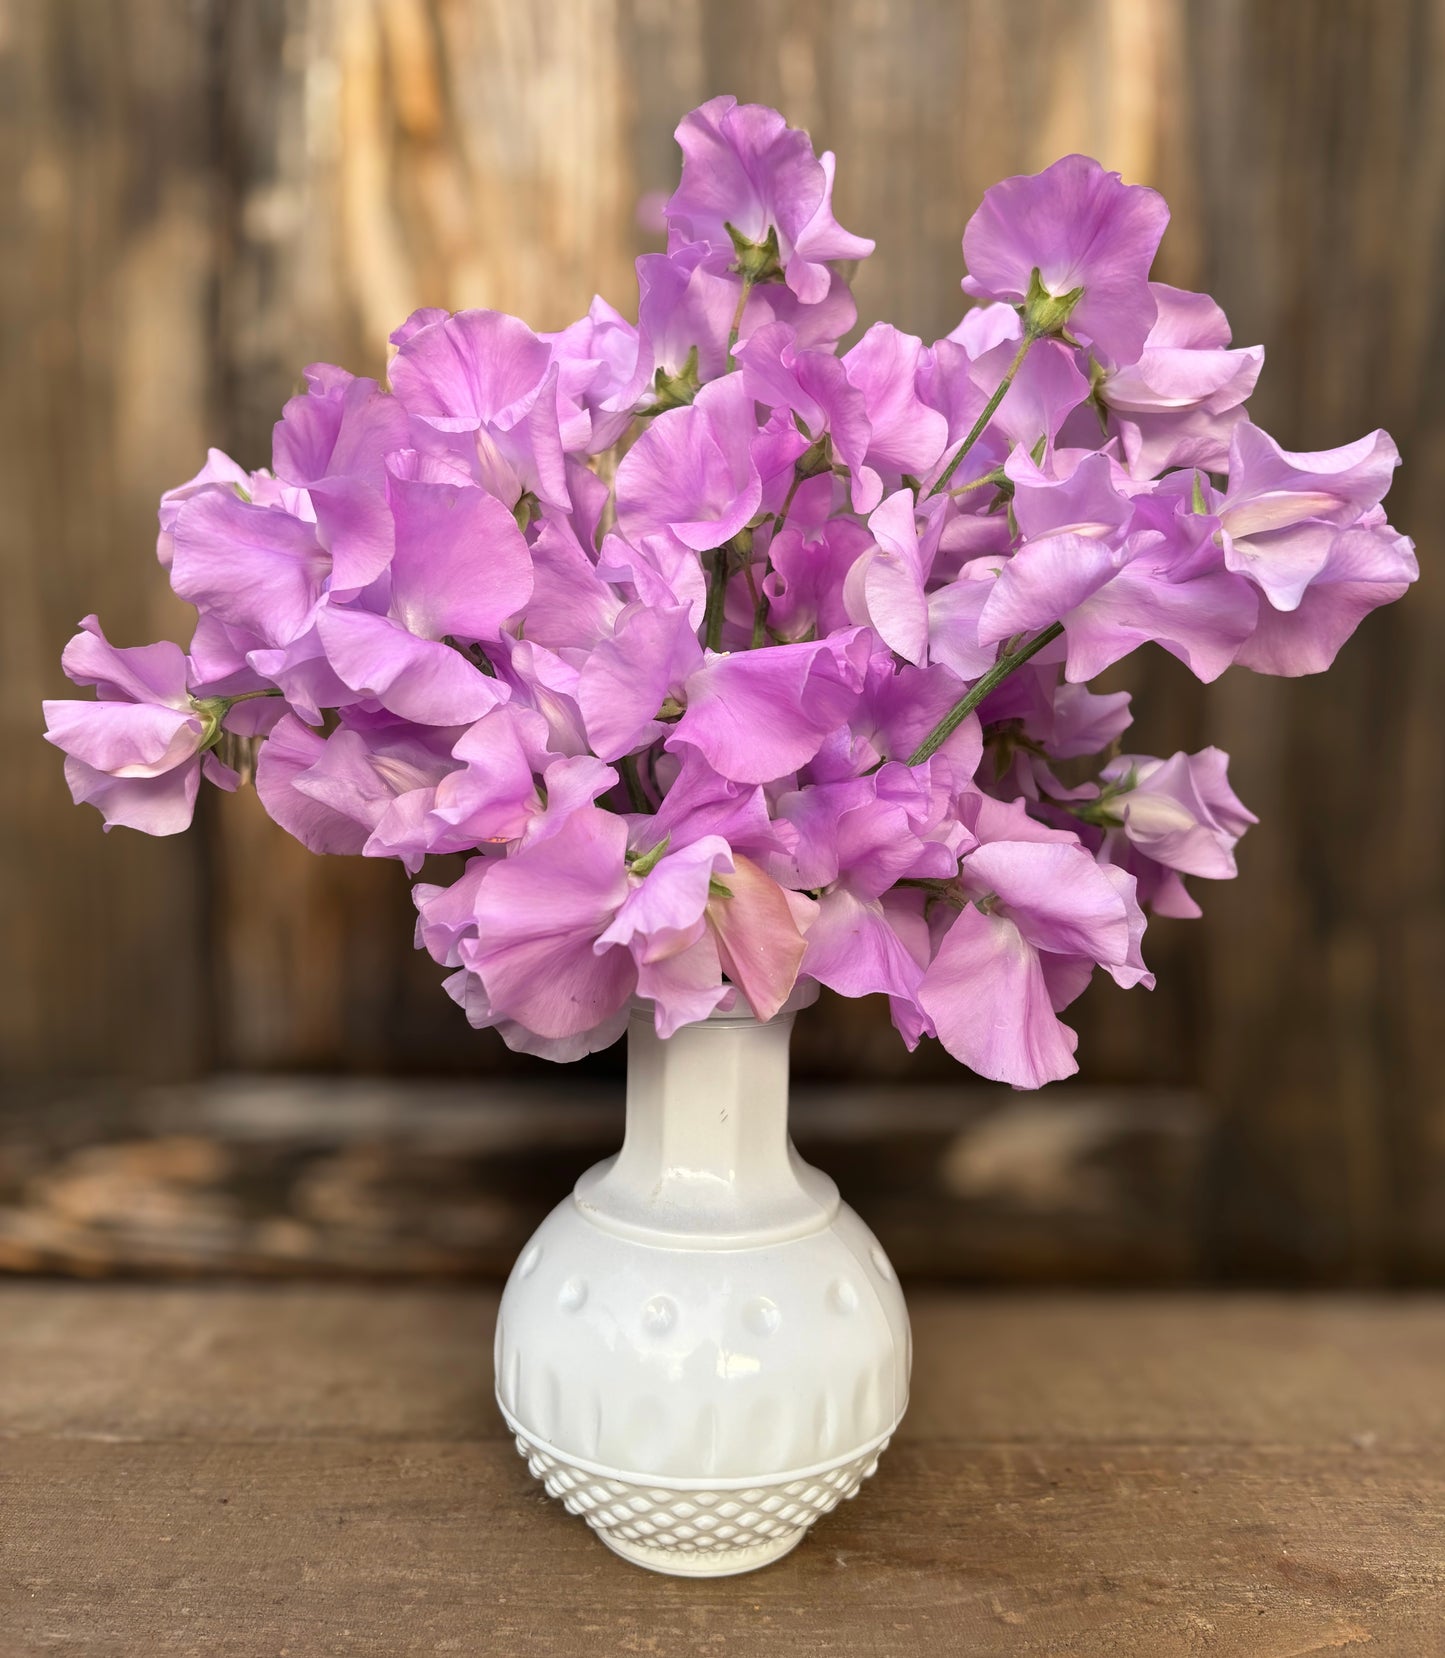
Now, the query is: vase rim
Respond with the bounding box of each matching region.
[629,979,819,1028]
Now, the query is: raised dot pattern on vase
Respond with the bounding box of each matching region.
[742,1296,781,1337]
[642,1295,677,1333]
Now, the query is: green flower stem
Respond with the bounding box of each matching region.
[725,276,755,369]
[947,468,1007,499]
[905,622,1064,766]
[619,752,650,814]
[927,331,1036,498]
[704,547,731,650]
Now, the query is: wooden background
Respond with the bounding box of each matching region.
[3,0,1441,1283]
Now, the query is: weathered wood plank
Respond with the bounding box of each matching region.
[4,1287,1445,1448]
[0,0,214,1080]
[0,1078,1203,1282]
[2,1290,1444,1656]
[6,1439,1444,1658]
[208,0,653,1072]
[1185,0,1445,1284]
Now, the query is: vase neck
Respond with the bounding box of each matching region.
[572,1002,838,1248]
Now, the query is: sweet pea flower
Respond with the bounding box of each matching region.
[313,463,531,727]
[614,371,762,552]
[641,746,782,862]
[1064,748,1256,919]
[44,616,239,835]
[962,154,1170,367]
[461,805,637,1040]
[981,667,1136,806]
[429,802,809,1049]
[169,487,329,662]
[387,307,569,510]
[1096,748,1255,876]
[762,518,872,644]
[1095,284,1263,477]
[1234,510,1417,676]
[267,368,419,601]
[981,456,1258,683]
[841,325,950,507]
[665,96,874,305]
[156,449,254,570]
[637,244,859,395]
[1211,422,1401,612]
[636,244,742,387]
[254,709,463,870]
[769,766,955,1002]
[917,797,1152,1088]
[542,298,650,454]
[845,490,935,665]
[578,602,872,786]
[921,332,1090,486]
[735,322,872,506]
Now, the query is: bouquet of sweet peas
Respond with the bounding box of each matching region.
[44,98,1415,1086]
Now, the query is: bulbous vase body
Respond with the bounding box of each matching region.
[494,990,911,1577]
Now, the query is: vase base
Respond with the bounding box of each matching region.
[597,1527,804,1578]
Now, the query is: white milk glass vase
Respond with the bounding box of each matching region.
[493,984,911,1577]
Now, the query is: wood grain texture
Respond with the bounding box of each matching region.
[4,2,1443,1284]
[0,1078,1203,1282]
[1,0,214,1082]
[3,1288,1444,1655]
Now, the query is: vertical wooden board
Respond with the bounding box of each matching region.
[0,0,215,1082]
[207,0,647,1070]
[1186,0,1445,1278]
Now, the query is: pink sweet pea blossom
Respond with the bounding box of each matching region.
[387,307,569,510]
[1096,284,1263,477]
[962,154,1169,367]
[254,710,463,869]
[614,371,762,552]
[43,616,238,835]
[917,799,1152,1088]
[542,297,649,454]
[842,325,950,508]
[1100,749,1255,877]
[1211,423,1401,612]
[981,456,1258,683]
[1233,512,1418,676]
[665,96,873,304]
[769,766,953,1002]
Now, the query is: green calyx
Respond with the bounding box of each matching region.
[190,687,285,754]
[191,697,229,753]
[1071,766,1140,829]
[627,835,671,877]
[512,491,542,532]
[797,431,834,479]
[725,221,784,285]
[652,345,702,411]
[1022,266,1084,340]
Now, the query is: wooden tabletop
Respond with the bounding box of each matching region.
[4,1288,1444,1656]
